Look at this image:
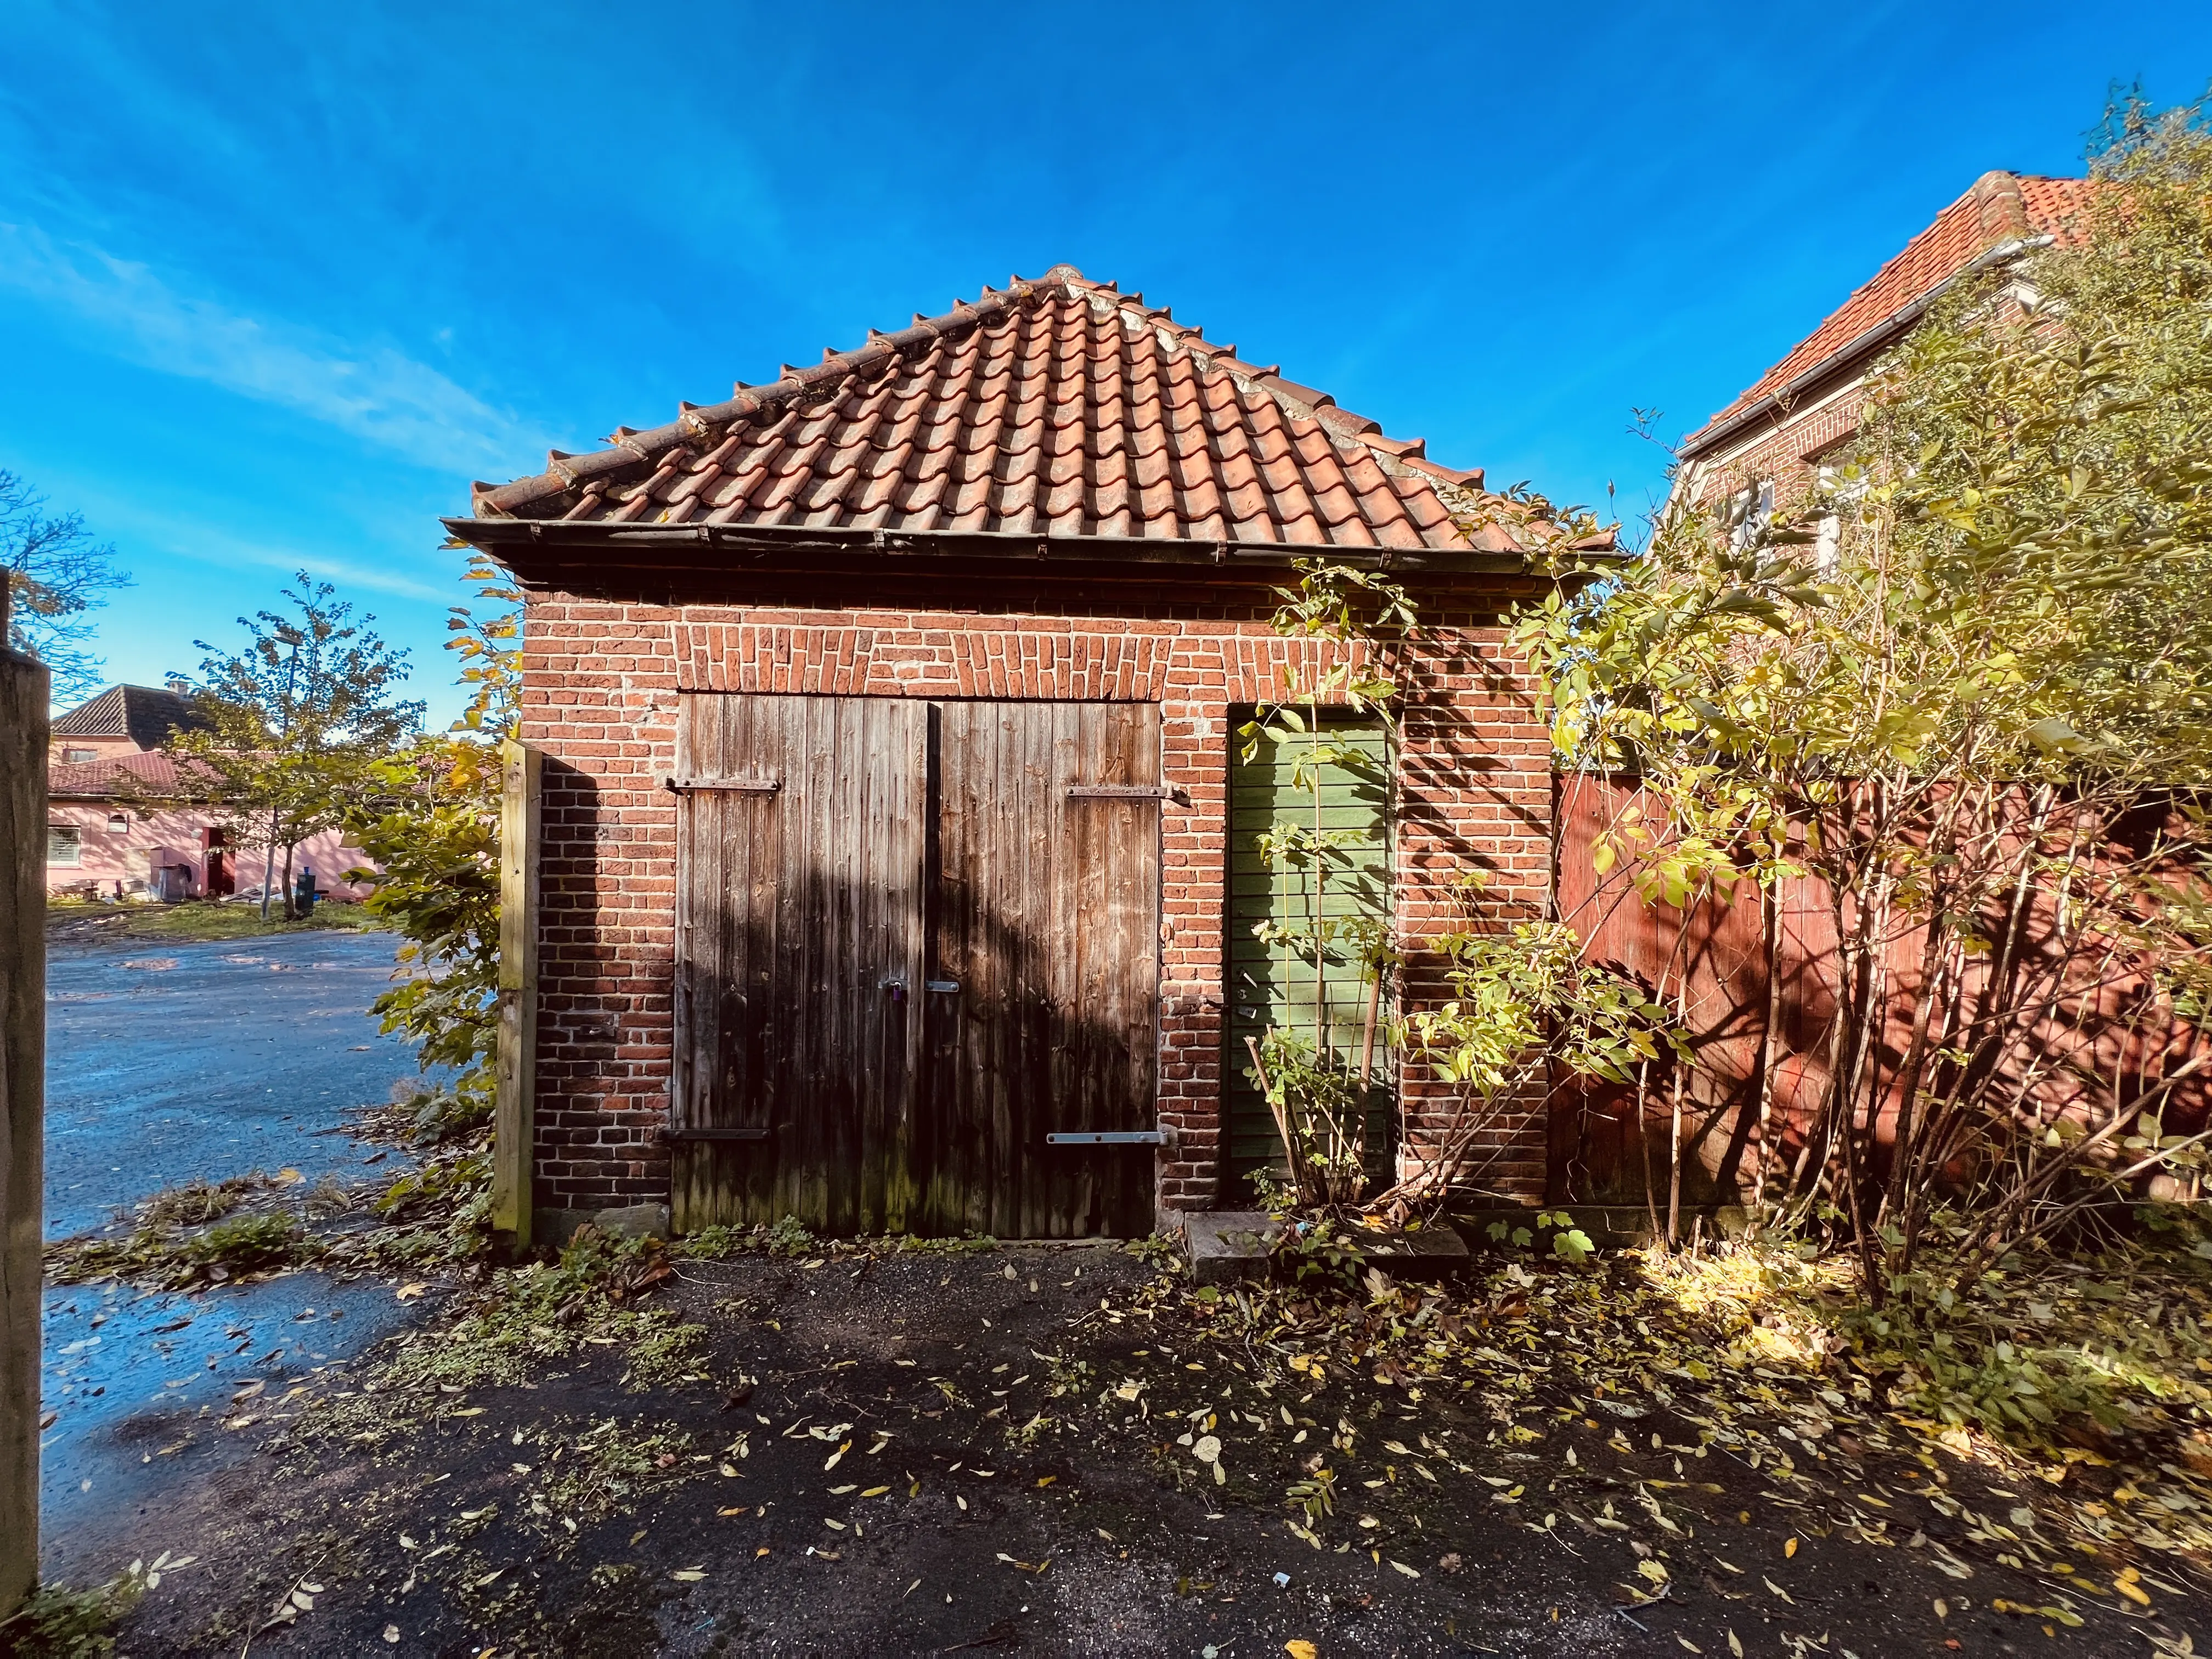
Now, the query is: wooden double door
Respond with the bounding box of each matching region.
[670,694,1163,1238]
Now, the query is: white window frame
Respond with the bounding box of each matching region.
[48,825,83,866]
[1726,478,1775,552]
[1813,464,1869,578]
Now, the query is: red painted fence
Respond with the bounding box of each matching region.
[1546,775,2210,1208]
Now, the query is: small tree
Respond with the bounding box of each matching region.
[1,470,130,702]
[1518,93,2212,1298]
[342,556,520,1132]
[175,574,422,919]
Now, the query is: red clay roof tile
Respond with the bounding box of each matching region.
[1687,171,2096,453]
[470,267,1598,555]
[47,751,215,800]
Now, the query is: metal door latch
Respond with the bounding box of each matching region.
[663,774,782,794]
[926,979,961,994]
[1066,784,1180,802]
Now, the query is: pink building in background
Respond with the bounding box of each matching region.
[45,683,372,902]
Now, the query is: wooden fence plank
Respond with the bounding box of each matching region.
[0,620,46,1620]
[493,738,541,1245]
[1550,774,2212,1206]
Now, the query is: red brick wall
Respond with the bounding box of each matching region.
[1687,385,1867,510]
[518,573,1555,1224]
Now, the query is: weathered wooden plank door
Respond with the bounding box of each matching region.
[1224,713,1394,1192]
[673,695,1160,1238]
[922,702,1161,1238]
[672,695,927,1234]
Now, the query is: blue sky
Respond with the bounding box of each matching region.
[3,2,2207,725]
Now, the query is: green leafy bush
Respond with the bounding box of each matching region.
[763,1214,816,1258]
[187,1211,306,1273]
[0,1573,145,1658]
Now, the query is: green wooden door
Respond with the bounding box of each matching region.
[1224,714,1394,1190]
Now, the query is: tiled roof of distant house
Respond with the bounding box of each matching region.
[465,266,1608,558]
[50,683,206,749]
[47,751,213,800]
[1683,172,2097,459]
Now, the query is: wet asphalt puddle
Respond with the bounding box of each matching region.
[44,930,433,1239]
[40,928,438,1578]
[38,1273,417,1575]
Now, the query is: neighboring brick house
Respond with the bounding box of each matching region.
[45,682,370,902]
[451,264,1608,1240]
[1675,170,2094,517]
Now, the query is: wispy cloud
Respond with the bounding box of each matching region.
[0,221,548,476]
[172,535,449,609]
[60,486,455,608]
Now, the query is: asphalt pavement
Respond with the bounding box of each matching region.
[44,929,432,1238]
[39,928,436,1576]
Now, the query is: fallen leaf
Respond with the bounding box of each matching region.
[394,1283,427,1302]
[1286,1643,1319,1659]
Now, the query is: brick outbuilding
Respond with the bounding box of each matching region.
[452,266,1601,1242]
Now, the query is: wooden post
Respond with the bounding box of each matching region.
[492,738,541,1248]
[1,596,48,1621]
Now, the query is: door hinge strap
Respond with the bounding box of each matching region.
[664,1126,774,1141]
[664,775,782,794]
[1045,1130,1169,1146]
[1066,784,1175,800]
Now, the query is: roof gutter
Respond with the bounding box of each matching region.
[1679,234,2052,464]
[441,515,1553,577]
